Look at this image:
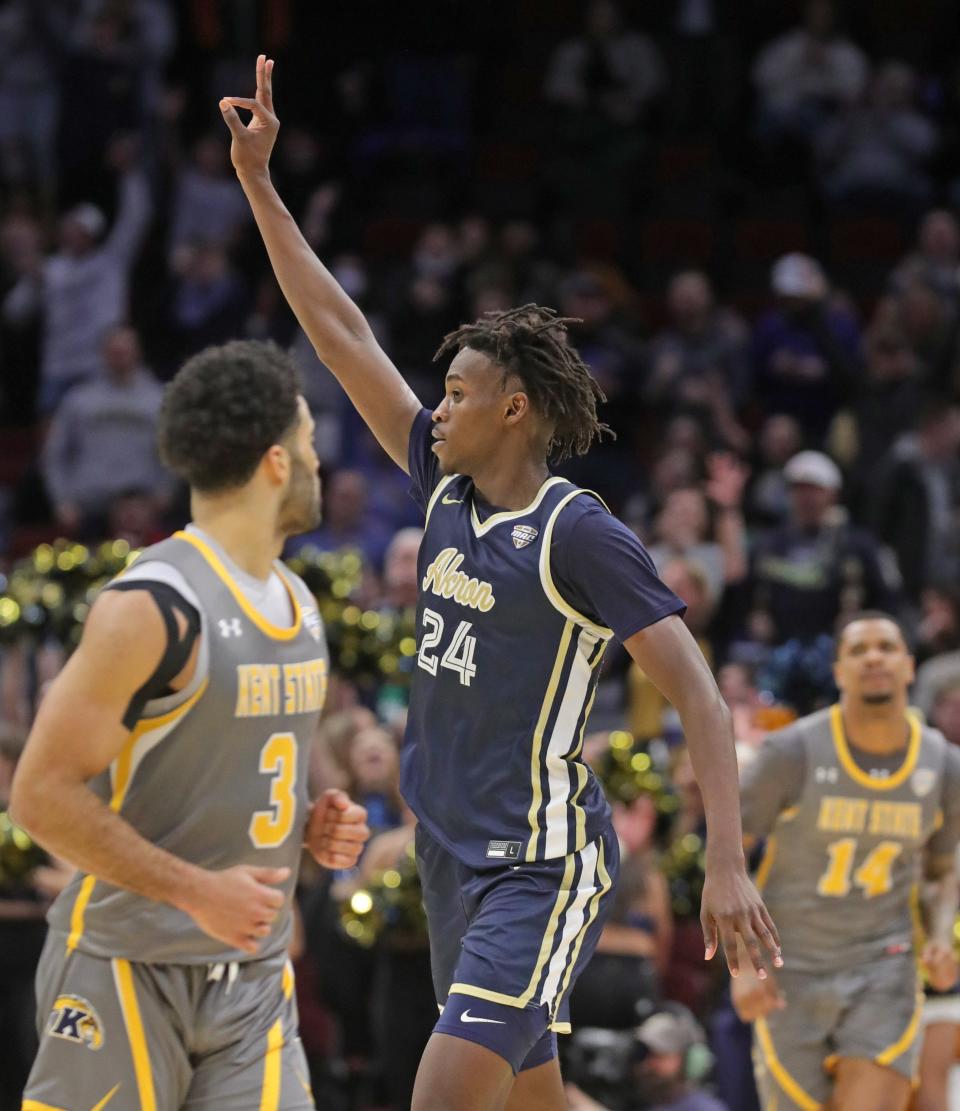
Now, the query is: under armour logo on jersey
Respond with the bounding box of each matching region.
[219,618,243,638]
[814,766,839,784]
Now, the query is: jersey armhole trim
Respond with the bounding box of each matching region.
[538,490,614,641]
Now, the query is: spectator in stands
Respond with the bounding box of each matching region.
[0,0,70,195]
[167,241,248,364]
[915,584,960,666]
[889,209,960,310]
[746,450,898,649]
[828,320,924,502]
[752,253,861,443]
[888,277,959,387]
[543,0,663,213]
[291,468,393,572]
[745,413,804,529]
[41,324,169,536]
[544,0,666,128]
[645,270,750,412]
[647,454,749,602]
[559,269,644,410]
[752,0,868,149]
[2,136,151,412]
[931,678,960,747]
[169,133,252,257]
[816,61,938,215]
[869,398,960,605]
[379,528,423,611]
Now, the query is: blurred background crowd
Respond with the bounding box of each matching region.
[5,0,960,1108]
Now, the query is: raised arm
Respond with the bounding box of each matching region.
[220,55,421,471]
[623,614,782,977]
[9,590,289,955]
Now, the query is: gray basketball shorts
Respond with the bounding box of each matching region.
[752,955,922,1110]
[22,932,314,1110]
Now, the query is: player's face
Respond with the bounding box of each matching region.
[833,618,915,705]
[430,347,523,476]
[278,397,321,536]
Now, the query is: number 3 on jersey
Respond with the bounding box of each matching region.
[417,607,477,686]
[249,732,297,848]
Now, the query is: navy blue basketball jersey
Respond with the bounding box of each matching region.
[404,410,684,868]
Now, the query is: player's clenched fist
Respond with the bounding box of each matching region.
[304,788,370,870]
[219,54,280,180]
[182,864,290,956]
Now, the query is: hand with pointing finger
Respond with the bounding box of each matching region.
[220,54,280,181]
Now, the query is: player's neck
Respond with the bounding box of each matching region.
[839,698,911,754]
[190,495,282,581]
[470,455,551,512]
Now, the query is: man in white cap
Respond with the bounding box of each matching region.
[746,450,899,673]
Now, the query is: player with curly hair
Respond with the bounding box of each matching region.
[220,55,780,1111]
[12,340,370,1109]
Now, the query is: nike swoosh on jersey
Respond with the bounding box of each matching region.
[442,493,463,505]
[460,1009,506,1025]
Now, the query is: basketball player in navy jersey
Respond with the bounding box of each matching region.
[222,56,781,1111]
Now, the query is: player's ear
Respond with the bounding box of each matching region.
[503,390,529,425]
[262,443,290,486]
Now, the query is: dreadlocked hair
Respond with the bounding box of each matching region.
[433,303,612,462]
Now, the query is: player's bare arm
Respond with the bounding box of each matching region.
[220,55,421,470]
[9,589,288,955]
[920,853,959,991]
[623,614,782,977]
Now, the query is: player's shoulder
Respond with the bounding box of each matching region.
[765,706,833,754]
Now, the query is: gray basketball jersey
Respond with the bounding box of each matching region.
[47,530,329,964]
[755,705,947,973]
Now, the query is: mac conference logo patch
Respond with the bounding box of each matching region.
[511,525,538,550]
[47,995,104,1050]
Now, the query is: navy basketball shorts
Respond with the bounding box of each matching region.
[415,823,620,1074]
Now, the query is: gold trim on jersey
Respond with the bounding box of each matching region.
[829,705,921,791]
[450,852,577,1008]
[755,1017,822,1110]
[875,988,924,1066]
[173,531,302,641]
[538,489,614,641]
[65,678,210,953]
[554,838,613,1011]
[469,476,569,538]
[424,473,460,528]
[90,1087,121,1111]
[112,959,156,1111]
[525,621,575,861]
[260,1019,284,1110]
[569,654,605,849]
[755,836,777,892]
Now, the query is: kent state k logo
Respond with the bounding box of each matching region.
[47,994,105,1050]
